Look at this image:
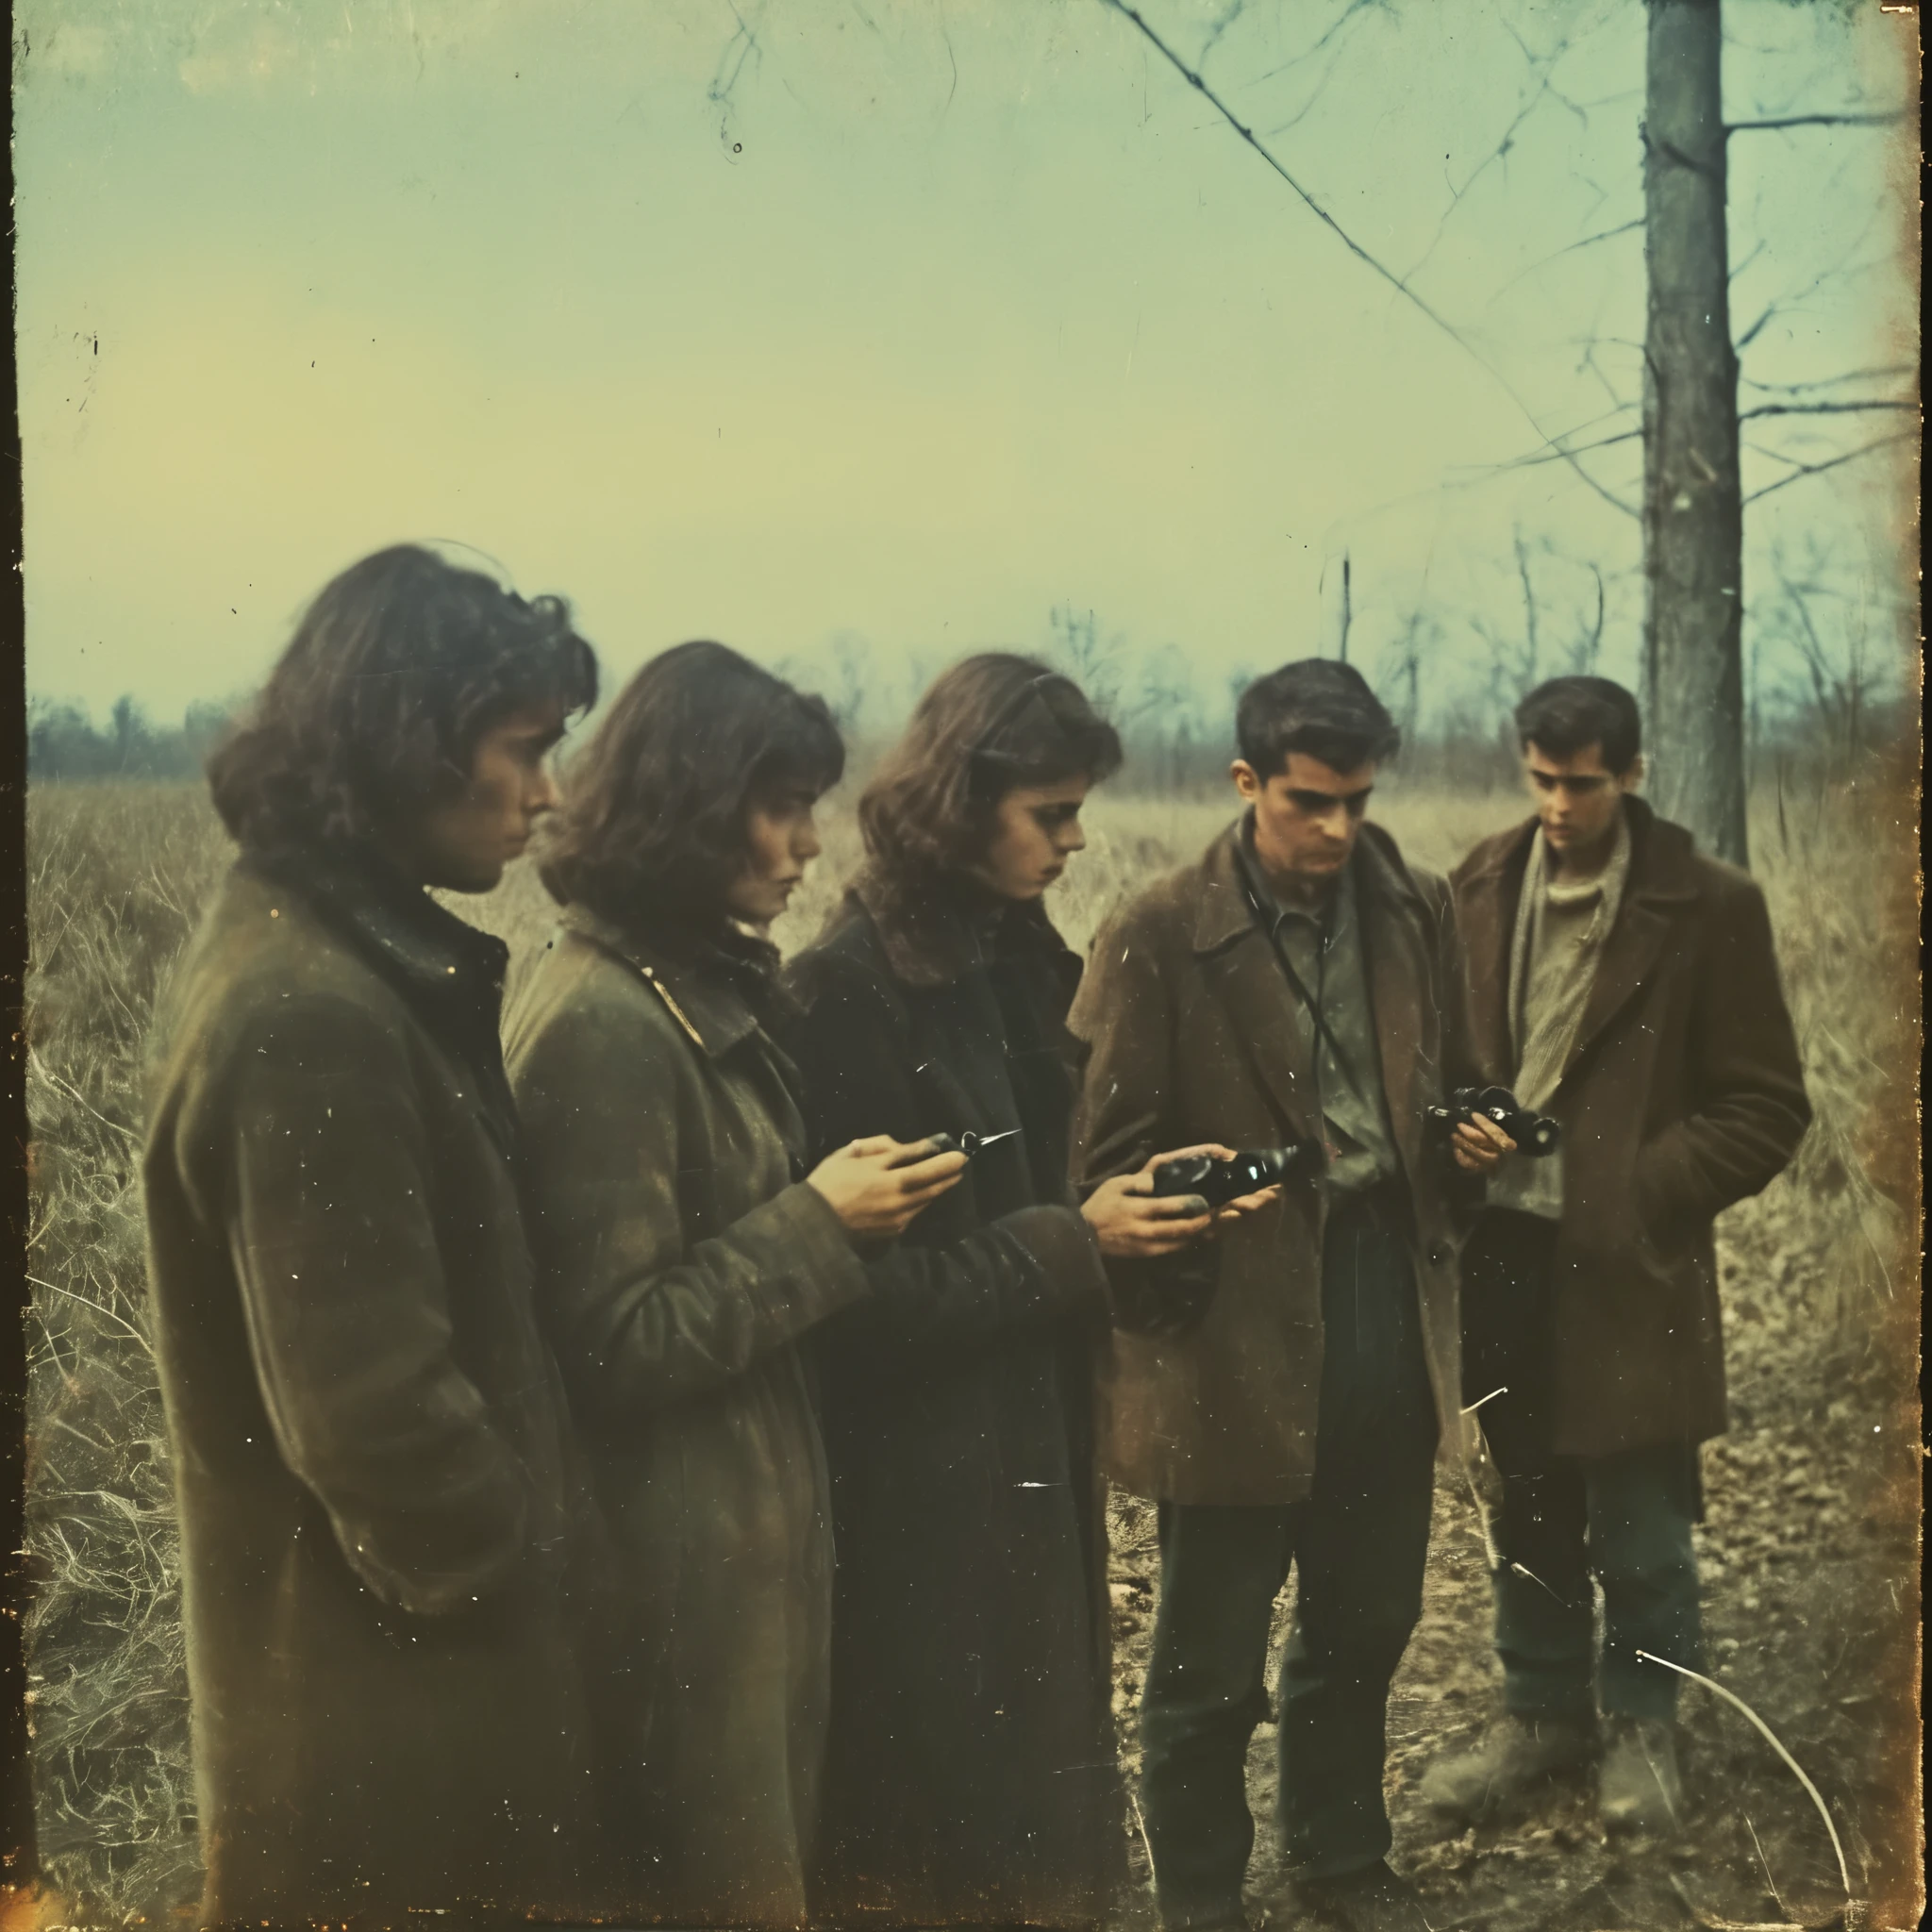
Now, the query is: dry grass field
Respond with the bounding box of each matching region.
[21,771,1922,1929]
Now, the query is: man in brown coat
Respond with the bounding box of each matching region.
[1070,661,1502,1932]
[142,546,601,1926]
[1419,675,1809,1836]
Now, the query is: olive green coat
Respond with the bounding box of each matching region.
[142,851,597,1929]
[505,908,871,1928]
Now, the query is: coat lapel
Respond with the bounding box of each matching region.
[1560,799,1699,1081]
[1191,828,1322,1146]
[1454,819,1537,1083]
[1355,827,1431,1177]
[561,907,761,1059]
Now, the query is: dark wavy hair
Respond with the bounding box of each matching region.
[207,544,598,850]
[1236,658,1401,778]
[858,653,1123,882]
[539,641,845,930]
[1515,675,1642,774]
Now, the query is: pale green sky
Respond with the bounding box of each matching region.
[14,0,1917,727]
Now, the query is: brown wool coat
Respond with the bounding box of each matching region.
[1068,822,1478,1507]
[1451,799,1810,1457]
[142,856,597,1930]
[504,908,871,1930]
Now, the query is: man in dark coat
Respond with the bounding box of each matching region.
[1069,661,1503,1932]
[1419,676,1809,1835]
[141,545,601,1927]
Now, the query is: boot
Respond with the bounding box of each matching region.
[1417,1712,1595,1824]
[1598,1715,1684,1834]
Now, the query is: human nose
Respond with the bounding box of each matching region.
[1058,817,1086,855]
[795,812,823,863]
[528,764,561,816]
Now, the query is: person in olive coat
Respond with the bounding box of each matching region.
[506,642,964,1928]
[141,545,603,1927]
[781,655,1262,1929]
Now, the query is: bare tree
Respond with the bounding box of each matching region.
[1641,0,1747,863]
[1048,604,1139,722]
[1512,526,1541,687]
[709,2,1909,823]
[1573,562,1606,674]
[1379,603,1442,754]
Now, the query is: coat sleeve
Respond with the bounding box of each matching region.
[220,996,538,1617]
[1429,872,1484,1097]
[509,983,871,1425]
[1067,903,1217,1335]
[1633,868,1812,1250]
[1423,870,1489,1228]
[780,950,1106,1365]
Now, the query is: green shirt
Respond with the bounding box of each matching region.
[1238,825,1399,1196]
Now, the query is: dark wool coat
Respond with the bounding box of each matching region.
[1451,799,1810,1457]
[1068,822,1478,1507]
[505,907,871,1930]
[779,874,1123,1931]
[142,850,597,1930]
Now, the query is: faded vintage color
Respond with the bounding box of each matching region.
[10,3,1921,1931]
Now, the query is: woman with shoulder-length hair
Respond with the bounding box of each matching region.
[504,641,964,1928]
[780,652,1252,1928]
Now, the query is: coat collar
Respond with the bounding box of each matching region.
[560,903,777,1059]
[848,864,1077,991]
[1183,816,1433,1155]
[1457,795,1694,897]
[1458,795,1701,1087]
[242,840,510,1017]
[240,841,518,1146]
[1191,816,1426,957]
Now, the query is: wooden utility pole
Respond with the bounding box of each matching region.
[1641,0,1748,866]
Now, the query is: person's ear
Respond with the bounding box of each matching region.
[1621,755,1646,793]
[1231,759,1261,804]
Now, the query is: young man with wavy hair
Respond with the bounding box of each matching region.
[1071,659,1502,1932]
[1420,676,1808,1836]
[141,545,600,1926]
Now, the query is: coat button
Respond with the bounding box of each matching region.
[1427,1241,1452,1267]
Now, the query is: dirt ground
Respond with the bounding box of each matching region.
[1102,1185,1922,1932]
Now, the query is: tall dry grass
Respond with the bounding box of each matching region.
[22,769,1918,1922]
[24,788,231,1920]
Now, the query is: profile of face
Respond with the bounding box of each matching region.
[393,702,568,893]
[724,786,824,926]
[1233,750,1376,893]
[1524,740,1641,863]
[967,774,1092,902]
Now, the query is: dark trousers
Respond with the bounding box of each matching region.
[1138,1188,1438,1925]
[1462,1209,1702,1724]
